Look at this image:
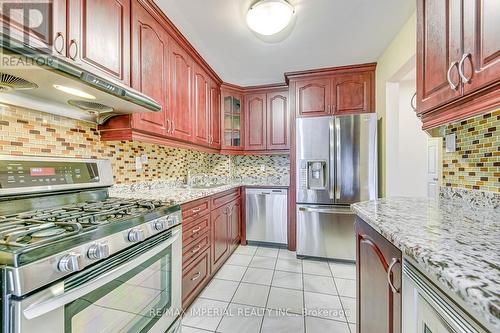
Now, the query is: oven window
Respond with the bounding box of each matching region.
[64,247,172,333]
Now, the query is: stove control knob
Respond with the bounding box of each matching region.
[153,220,166,231]
[58,252,83,273]
[87,243,110,260]
[128,228,145,242]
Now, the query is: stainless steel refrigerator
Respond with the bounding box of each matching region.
[296,114,377,261]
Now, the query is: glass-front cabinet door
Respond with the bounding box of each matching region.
[222,91,243,149]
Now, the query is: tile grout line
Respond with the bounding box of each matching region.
[328,262,353,333]
[213,246,258,333]
[258,248,279,333]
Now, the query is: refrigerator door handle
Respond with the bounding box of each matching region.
[329,117,335,200]
[298,207,352,214]
[335,117,341,200]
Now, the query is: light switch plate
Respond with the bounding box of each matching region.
[135,156,143,170]
[141,154,148,164]
[445,133,456,153]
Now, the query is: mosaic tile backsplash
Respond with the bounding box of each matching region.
[0,106,290,184]
[442,110,499,192]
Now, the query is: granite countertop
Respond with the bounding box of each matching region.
[108,179,289,205]
[351,195,500,331]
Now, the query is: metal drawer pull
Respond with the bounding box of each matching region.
[191,246,201,254]
[68,39,78,60]
[191,272,201,281]
[387,258,400,294]
[54,32,64,54]
[192,208,201,213]
[458,53,472,84]
[191,227,201,234]
[298,207,352,215]
[446,61,459,90]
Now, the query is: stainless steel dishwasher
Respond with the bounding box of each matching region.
[246,188,288,246]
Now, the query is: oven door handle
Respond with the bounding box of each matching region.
[23,227,181,320]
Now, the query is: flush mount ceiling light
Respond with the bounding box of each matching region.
[247,0,295,36]
[53,84,96,100]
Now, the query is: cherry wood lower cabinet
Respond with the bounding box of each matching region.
[181,188,241,308]
[356,217,402,333]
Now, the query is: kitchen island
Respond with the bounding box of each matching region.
[351,189,499,332]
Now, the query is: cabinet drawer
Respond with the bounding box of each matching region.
[183,215,210,246]
[183,231,210,266]
[211,188,241,209]
[182,247,211,308]
[182,198,210,224]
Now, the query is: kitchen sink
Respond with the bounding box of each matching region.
[188,183,228,189]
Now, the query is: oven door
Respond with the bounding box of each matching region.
[9,226,182,333]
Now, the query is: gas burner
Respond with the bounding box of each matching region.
[0,220,83,247]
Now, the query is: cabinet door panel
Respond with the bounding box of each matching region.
[169,41,193,142]
[229,199,241,250]
[0,0,67,56]
[70,0,130,84]
[356,218,402,333]
[245,93,267,150]
[211,205,229,272]
[296,78,331,117]
[462,0,500,94]
[267,91,289,150]
[193,65,210,146]
[416,0,462,114]
[130,1,167,135]
[210,82,222,149]
[332,73,372,114]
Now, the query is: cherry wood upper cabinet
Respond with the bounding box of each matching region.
[130,0,168,135]
[0,0,67,56]
[267,90,290,150]
[416,0,499,129]
[193,64,210,146]
[210,81,222,149]
[296,78,332,117]
[221,89,244,150]
[462,0,500,95]
[356,217,402,333]
[169,40,194,142]
[332,73,373,114]
[68,0,130,85]
[416,0,462,114]
[245,93,267,151]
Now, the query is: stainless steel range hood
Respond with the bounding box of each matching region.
[0,34,161,124]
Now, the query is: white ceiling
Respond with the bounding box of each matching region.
[154,0,415,86]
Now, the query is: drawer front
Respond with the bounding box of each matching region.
[183,231,210,266]
[183,215,210,246]
[182,198,210,224]
[211,188,241,209]
[182,247,210,307]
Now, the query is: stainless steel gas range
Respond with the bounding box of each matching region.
[0,155,182,333]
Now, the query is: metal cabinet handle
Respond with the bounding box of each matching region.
[54,32,64,54]
[171,121,175,134]
[387,258,400,294]
[191,246,201,254]
[68,39,78,60]
[191,272,201,281]
[410,92,417,112]
[446,61,459,90]
[298,207,351,214]
[331,105,336,114]
[191,227,201,234]
[166,119,171,134]
[458,53,472,84]
[192,208,201,214]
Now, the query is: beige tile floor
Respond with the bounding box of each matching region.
[181,245,357,333]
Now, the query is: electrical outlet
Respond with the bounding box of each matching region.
[135,156,143,170]
[260,164,266,172]
[445,133,456,153]
[141,154,148,164]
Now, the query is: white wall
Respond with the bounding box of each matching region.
[385,73,428,197]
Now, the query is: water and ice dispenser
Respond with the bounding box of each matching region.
[299,160,327,190]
